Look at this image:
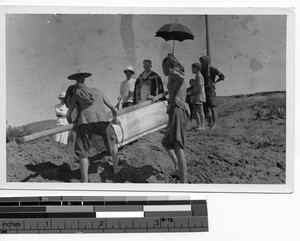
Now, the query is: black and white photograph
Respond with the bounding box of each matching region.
[3,7,293,191]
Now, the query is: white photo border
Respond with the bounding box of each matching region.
[0,5,295,193]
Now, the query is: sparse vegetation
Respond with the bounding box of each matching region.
[251,99,286,120]
[232,129,285,149]
[6,125,32,143]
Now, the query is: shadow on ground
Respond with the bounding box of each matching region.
[23,150,174,183]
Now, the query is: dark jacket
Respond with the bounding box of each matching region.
[133,71,166,104]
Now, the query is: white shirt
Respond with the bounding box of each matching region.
[55,103,68,125]
[119,78,136,103]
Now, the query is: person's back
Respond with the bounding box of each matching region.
[74,84,109,125]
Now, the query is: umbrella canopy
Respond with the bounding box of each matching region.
[155,22,194,42]
[155,22,194,53]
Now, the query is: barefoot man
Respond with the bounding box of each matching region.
[66,71,121,182]
[161,54,190,183]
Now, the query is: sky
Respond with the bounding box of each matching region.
[5,12,287,126]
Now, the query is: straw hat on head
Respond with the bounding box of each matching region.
[58,92,66,99]
[123,66,135,74]
[67,71,92,80]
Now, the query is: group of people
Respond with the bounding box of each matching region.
[116,59,166,109]
[186,56,225,130]
[53,54,224,183]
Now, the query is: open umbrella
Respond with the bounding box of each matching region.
[155,21,194,54]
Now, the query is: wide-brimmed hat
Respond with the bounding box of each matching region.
[67,71,92,80]
[58,92,66,99]
[123,66,135,74]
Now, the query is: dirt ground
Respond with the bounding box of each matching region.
[6,92,286,184]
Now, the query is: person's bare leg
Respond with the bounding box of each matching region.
[174,142,187,183]
[111,144,122,174]
[194,105,200,128]
[199,104,206,129]
[207,108,213,128]
[167,149,179,175]
[79,156,89,182]
[211,107,218,129]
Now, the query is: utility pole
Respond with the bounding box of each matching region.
[205,15,211,57]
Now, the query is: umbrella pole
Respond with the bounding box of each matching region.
[172,40,175,54]
[205,15,211,57]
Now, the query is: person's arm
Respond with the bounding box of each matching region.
[213,67,225,85]
[103,92,120,124]
[157,76,167,101]
[119,81,124,102]
[66,95,77,123]
[64,86,73,108]
[115,82,123,109]
[199,75,205,90]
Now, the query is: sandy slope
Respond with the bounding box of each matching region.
[6,92,286,184]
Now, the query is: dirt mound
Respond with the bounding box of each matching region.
[6,92,286,184]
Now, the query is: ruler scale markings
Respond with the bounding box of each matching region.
[0,196,208,233]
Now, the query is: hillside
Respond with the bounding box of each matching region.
[6,92,286,184]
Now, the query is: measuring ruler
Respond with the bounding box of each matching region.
[0,196,208,233]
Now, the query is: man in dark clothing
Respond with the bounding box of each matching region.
[133,59,166,104]
[199,55,225,129]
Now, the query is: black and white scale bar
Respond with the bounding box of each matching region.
[0,216,208,233]
[0,196,208,233]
